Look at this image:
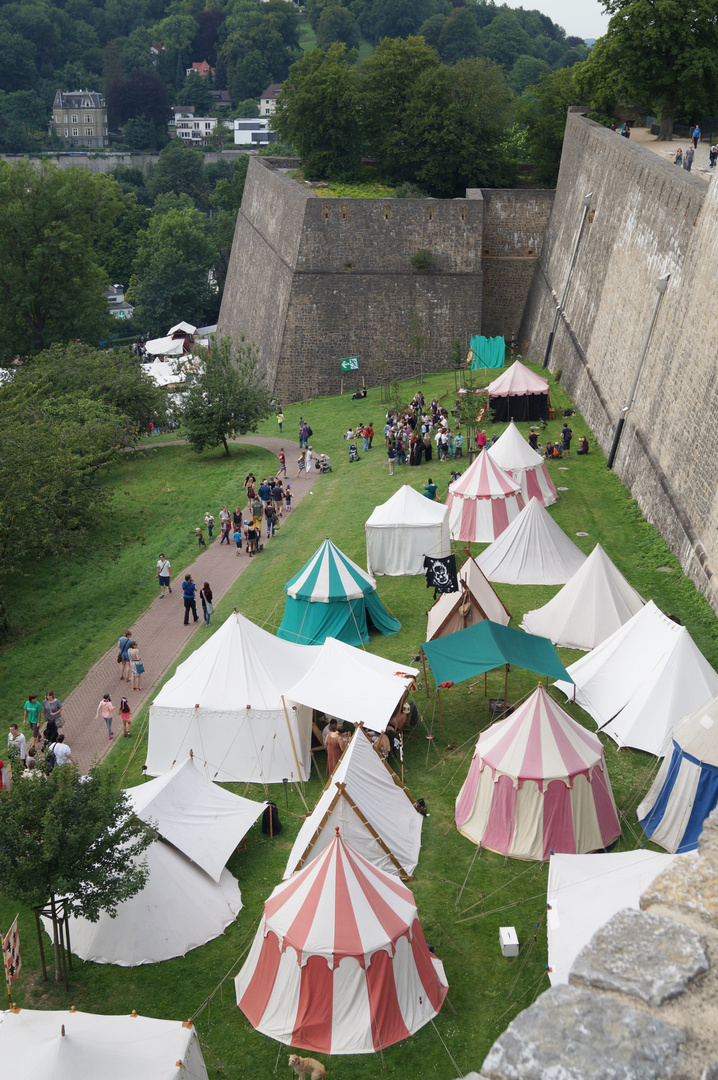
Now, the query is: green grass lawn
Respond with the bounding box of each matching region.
[2,363,717,1078]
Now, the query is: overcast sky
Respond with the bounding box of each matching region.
[506,0,609,40]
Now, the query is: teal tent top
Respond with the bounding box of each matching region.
[469,335,505,369]
[422,619,573,685]
[278,538,400,646]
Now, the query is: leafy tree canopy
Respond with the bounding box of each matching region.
[515,65,578,185]
[316,5,362,50]
[145,139,210,208]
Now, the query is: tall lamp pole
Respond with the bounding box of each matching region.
[606,272,670,471]
[543,192,593,369]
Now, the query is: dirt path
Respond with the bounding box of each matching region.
[627,127,715,179]
[63,436,320,772]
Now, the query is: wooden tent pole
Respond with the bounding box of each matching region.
[436,690,446,745]
[421,650,430,700]
[503,665,508,720]
[339,787,410,879]
[281,696,309,812]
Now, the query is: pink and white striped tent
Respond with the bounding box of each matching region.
[488,420,557,507]
[235,831,448,1055]
[446,448,525,543]
[455,685,620,861]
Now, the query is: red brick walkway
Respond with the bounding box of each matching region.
[64,436,320,772]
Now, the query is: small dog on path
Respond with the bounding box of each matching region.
[288,1054,326,1080]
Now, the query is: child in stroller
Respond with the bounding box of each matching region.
[316,453,332,473]
[349,443,360,463]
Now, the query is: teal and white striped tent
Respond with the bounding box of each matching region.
[277,538,401,647]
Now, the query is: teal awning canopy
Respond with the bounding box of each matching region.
[469,335,505,369]
[422,620,573,685]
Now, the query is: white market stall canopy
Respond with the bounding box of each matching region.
[286,637,418,733]
[284,726,423,879]
[144,336,186,357]
[365,484,450,576]
[0,1009,208,1080]
[546,850,676,985]
[144,357,185,385]
[126,756,266,883]
[554,601,718,756]
[477,497,587,585]
[521,543,645,651]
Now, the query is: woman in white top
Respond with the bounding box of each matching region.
[96,693,115,740]
[128,641,143,691]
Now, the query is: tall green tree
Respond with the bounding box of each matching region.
[272,42,363,180]
[316,6,361,50]
[0,163,124,362]
[515,65,577,185]
[131,202,217,333]
[181,335,271,456]
[0,761,153,983]
[145,139,210,207]
[578,0,718,139]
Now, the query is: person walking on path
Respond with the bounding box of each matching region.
[156,554,172,597]
[285,484,292,512]
[693,124,701,149]
[96,694,115,740]
[278,448,286,477]
[684,146,695,172]
[200,581,214,626]
[182,575,199,625]
[296,448,307,477]
[220,516,231,545]
[272,480,284,518]
[128,641,143,691]
[119,696,132,738]
[195,527,207,549]
[265,501,277,538]
[204,511,215,539]
[43,691,64,730]
[50,733,73,767]
[305,446,315,475]
[23,693,43,747]
[118,631,132,682]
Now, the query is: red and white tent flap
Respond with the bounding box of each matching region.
[446,449,525,543]
[455,685,620,861]
[487,420,557,507]
[236,832,447,1054]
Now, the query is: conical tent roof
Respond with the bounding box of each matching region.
[426,556,510,640]
[521,544,645,650]
[488,420,557,507]
[0,1009,209,1080]
[147,611,315,783]
[637,693,718,852]
[235,832,447,1055]
[284,727,423,879]
[365,484,450,576]
[49,840,242,966]
[455,684,620,860]
[278,539,400,646]
[477,497,587,585]
[554,601,718,756]
[487,360,549,397]
[126,757,266,883]
[446,448,525,543]
[286,538,376,601]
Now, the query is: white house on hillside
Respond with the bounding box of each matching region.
[259,83,281,116]
[233,118,275,148]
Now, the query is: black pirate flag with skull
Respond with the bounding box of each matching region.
[423,554,459,596]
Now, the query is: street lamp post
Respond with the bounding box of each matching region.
[543,192,593,369]
[606,272,670,471]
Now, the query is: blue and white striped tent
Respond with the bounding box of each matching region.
[277,538,400,647]
[637,694,718,852]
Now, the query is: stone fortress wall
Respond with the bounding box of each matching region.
[519,111,718,613]
[217,158,553,402]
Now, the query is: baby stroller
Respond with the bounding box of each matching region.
[316,453,332,473]
[348,443,360,463]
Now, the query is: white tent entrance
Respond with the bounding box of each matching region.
[426,555,510,641]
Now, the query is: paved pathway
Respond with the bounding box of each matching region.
[629,127,715,179]
[64,436,319,772]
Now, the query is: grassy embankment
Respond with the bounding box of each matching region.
[2,362,717,1078]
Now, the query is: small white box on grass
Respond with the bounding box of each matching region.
[499,926,519,957]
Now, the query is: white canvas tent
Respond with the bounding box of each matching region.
[546,851,676,985]
[477,497,587,585]
[365,484,450,576]
[284,726,423,879]
[126,756,267,882]
[554,601,718,756]
[521,544,644,650]
[287,636,418,732]
[144,357,186,385]
[487,419,557,507]
[146,611,315,783]
[49,840,242,966]
[0,1009,208,1080]
[426,556,510,641]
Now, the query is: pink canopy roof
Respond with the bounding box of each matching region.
[235,831,447,1054]
[488,361,550,398]
[455,685,620,860]
[446,449,524,542]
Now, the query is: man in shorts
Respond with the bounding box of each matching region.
[23,693,43,747]
[272,479,284,517]
[156,553,172,596]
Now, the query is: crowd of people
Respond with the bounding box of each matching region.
[1,690,79,786]
[345,393,468,470]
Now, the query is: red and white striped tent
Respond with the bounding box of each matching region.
[455,684,621,861]
[446,448,525,543]
[235,831,448,1055]
[488,420,557,507]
